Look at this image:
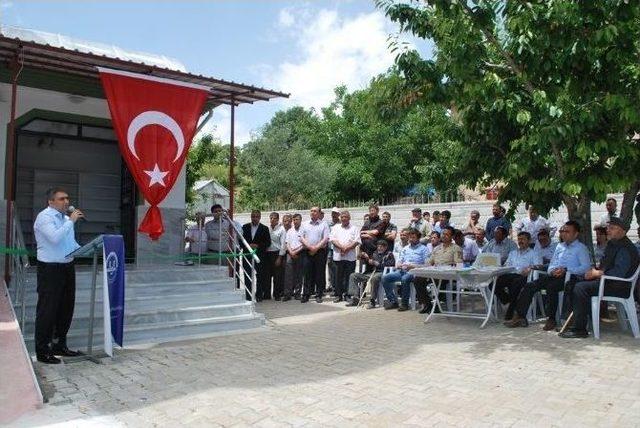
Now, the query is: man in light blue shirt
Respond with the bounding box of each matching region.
[482,226,517,265]
[494,232,543,320]
[506,221,591,331]
[382,228,428,311]
[33,187,83,364]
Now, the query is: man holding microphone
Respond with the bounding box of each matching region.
[33,187,84,364]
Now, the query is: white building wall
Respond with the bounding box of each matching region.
[0,82,185,208]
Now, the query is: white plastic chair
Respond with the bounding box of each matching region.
[526,269,569,323]
[591,264,640,339]
[383,266,417,309]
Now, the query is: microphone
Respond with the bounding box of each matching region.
[67,205,87,221]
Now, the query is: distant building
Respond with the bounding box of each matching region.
[192,179,230,213]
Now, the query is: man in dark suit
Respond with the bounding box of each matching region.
[560,217,640,338]
[242,210,271,301]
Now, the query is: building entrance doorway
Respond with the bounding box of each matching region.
[13,117,136,262]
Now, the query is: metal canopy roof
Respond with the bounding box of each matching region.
[0,26,288,107]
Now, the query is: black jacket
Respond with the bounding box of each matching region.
[242,223,271,257]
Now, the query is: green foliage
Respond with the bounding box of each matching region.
[236,72,465,209]
[237,109,338,210]
[185,133,229,206]
[377,0,640,245]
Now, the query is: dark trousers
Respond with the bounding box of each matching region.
[243,255,268,300]
[571,280,630,332]
[515,274,578,322]
[284,253,304,298]
[334,260,356,298]
[414,277,430,305]
[327,250,337,293]
[494,273,528,318]
[34,261,76,356]
[265,251,284,299]
[302,248,327,297]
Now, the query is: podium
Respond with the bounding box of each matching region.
[67,235,106,363]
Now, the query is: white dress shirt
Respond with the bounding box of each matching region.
[34,206,80,263]
[330,223,361,261]
[515,215,556,243]
[267,224,286,256]
[302,219,329,247]
[505,248,543,274]
[286,227,304,253]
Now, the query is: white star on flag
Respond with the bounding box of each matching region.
[144,164,169,187]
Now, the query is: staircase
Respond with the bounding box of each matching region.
[15,264,265,353]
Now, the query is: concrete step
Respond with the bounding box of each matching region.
[22,313,266,352]
[21,278,239,301]
[21,301,256,335]
[23,265,232,287]
[18,287,245,311]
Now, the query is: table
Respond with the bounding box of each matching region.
[411,266,515,328]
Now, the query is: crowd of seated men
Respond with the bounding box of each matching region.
[199,198,639,340]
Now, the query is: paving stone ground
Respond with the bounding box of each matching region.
[9,300,640,427]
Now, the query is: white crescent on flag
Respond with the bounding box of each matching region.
[126,110,186,162]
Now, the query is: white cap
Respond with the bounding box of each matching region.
[331,207,340,214]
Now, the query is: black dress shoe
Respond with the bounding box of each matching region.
[345,299,359,307]
[52,346,83,357]
[315,296,323,303]
[384,302,399,310]
[37,354,61,364]
[333,296,343,303]
[397,304,409,312]
[301,296,309,303]
[559,330,589,339]
[282,296,291,302]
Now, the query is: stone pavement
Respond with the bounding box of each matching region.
[8,300,640,427]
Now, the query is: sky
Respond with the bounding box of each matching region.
[0,0,432,146]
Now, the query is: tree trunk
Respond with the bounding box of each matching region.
[620,179,640,229]
[563,193,593,257]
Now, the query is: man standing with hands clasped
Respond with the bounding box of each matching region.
[34,187,84,364]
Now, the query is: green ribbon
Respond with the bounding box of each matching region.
[0,246,257,262]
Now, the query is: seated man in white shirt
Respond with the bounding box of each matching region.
[533,228,557,266]
[184,212,208,257]
[482,226,517,265]
[494,232,542,320]
[453,229,479,265]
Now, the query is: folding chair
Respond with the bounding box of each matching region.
[591,264,640,339]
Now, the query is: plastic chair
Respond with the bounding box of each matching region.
[527,269,569,323]
[591,264,640,339]
[382,266,417,309]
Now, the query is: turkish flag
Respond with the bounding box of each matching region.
[98,68,209,240]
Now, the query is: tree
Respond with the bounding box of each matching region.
[377,0,640,247]
[185,133,228,207]
[237,108,338,210]
[312,74,464,202]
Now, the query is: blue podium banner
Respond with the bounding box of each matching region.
[102,234,125,355]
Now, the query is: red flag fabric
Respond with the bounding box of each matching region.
[98,68,209,240]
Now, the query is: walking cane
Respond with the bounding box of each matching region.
[558,311,574,333]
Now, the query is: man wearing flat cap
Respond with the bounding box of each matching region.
[560,217,640,338]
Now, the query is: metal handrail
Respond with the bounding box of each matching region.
[222,212,260,263]
[8,203,30,331]
[221,212,258,303]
